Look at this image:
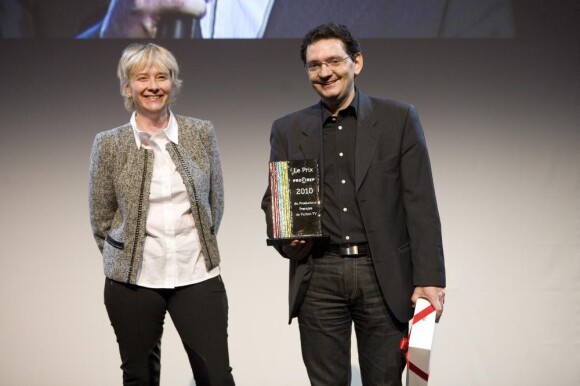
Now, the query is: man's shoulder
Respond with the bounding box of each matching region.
[357,93,425,132]
[273,103,320,126]
[365,94,413,114]
[270,94,416,126]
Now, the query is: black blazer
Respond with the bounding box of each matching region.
[261,91,445,323]
[264,0,514,38]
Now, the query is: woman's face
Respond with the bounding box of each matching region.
[125,63,172,116]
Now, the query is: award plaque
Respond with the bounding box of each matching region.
[266,159,326,246]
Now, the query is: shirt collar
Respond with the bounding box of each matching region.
[321,89,360,123]
[130,110,179,149]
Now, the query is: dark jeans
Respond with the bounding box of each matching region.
[104,276,235,386]
[298,253,407,386]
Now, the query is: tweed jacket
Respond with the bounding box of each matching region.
[89,115,224,284]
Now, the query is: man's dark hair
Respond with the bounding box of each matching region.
[300,23,362,64]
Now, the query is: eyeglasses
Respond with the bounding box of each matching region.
[305,56,351,73]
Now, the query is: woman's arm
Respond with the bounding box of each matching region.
[88,132,118,252]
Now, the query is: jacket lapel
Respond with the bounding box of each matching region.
[299,104,323,163]
[355,93,380,191]
[298,97,379,190]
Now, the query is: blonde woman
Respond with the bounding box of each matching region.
[89,43,234,385]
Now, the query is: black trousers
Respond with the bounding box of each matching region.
[298,254,407,386]
[104,276,235,386]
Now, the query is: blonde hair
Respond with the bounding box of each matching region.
[117,43,183,111]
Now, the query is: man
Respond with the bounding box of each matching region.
[1,0,513,38]
[73,0,514,38]
[261,23,446,385]
[0,0,109,37]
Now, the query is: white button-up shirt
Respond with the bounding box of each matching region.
[200,0,275,38]
[130,111,219,288]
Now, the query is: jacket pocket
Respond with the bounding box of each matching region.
[398,243,410,253]
[106,235,124,250]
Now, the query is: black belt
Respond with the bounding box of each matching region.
[326,243,368,257]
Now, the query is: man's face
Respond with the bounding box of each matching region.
[305,38,363,113]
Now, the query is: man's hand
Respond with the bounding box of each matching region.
[281,239,314,261]
[101,0,208,38]
[134,0,207,15]
[411,286,445,322]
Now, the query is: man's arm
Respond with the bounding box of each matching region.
[400,105,445,283]
[97,0,207,38]
[400,105,446,319]
[261,119,313,260]
[440,0,515,38]
[412,286,445,322]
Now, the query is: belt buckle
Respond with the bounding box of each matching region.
[340,244,362,257]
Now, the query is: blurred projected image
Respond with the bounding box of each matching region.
[1,0,515,39]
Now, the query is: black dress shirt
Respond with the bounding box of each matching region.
[321,92,367,245]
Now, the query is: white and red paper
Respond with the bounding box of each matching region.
[403,298,436,386]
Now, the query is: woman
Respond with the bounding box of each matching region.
[89,43,235,385]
